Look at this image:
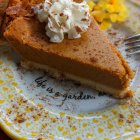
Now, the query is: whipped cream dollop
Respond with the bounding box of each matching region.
[34,0,91,43]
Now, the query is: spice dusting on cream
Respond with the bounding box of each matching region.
[33,0,91,43]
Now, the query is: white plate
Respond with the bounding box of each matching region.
[0,1,140,140]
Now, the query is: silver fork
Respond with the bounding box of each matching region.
[125,34,140,55]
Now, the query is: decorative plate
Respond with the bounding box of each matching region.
[0,1,140,140]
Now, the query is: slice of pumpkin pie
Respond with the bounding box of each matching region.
[3,0,134,98]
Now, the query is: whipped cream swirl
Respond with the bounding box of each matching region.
[34,0,91,43]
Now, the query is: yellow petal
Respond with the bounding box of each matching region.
[87,1,95,12]
[110,14,118,22]
[100,21,112,30]
[92,11,106,22]
[106,4,115,13]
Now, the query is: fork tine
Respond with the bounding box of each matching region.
[125,45,140,51]
[125,40,140,45]
[125,34,140,41]
[127,50,140,55]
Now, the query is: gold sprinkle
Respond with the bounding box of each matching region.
[3,68,8,72]
[0,60,3,65]
[62,131,68,136]
[121,105,128,110]
[7,74,14,79]
[60,112,65,117]
[111,110,118,115]
[51,118,56,123]
[107,123,113,129]
[12,82,18,87]
[5,121,11,126]
[82,123,87,128]
[16,129,20,133]
[98,128,104,133]
[76,137,81,140]
[71,126,77,131]
[16,114,21,120]
[125,128,131,132]
[0,80,4,84]
[133,137,140,140]
[86,133,94,138]
[77,114,84,118]
[93,119,99,123]
[33,115,39,121]
[118,119,124,126]
[58,126,64,131]
[6,108,12,113]
[49,134,55,139]
[26,122,31,127]
[115,134,120,138]
[17,100,22,105]
[128,114,134,120]
[104,138,110,140]
[42,124,47,129]
[2,87,8,91]
[37,104,43,108]
[0,100,5,104]
[8,94,14,99]
[137,110,140,114]
[26,108,32,113]
[102,115,108,119]
[31,132,38,136]
[21,136,27,140]
[134,124,140,129]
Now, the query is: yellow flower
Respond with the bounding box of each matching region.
[100,21,112,30]
[88,0,128,30]
[87,1,95,12]
[106,4,115,13]
[110,0,118,4]
[114,4,122,12]
[117,12,128,22]
[94,5,101,11]
[92,11,106,22]
[110,14,118,22]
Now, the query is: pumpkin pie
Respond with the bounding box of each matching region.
[3,0,134,98]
